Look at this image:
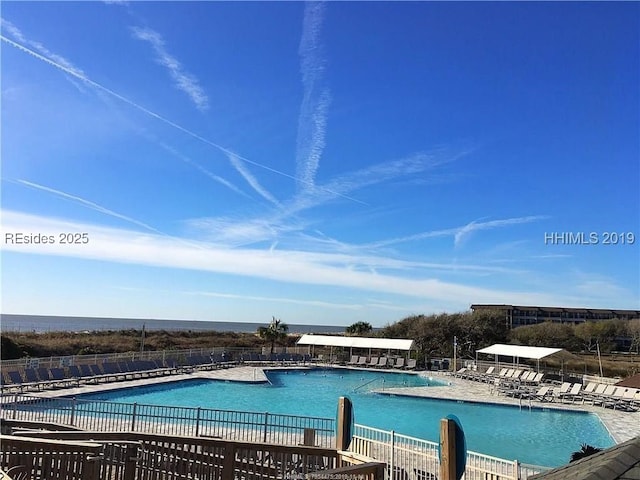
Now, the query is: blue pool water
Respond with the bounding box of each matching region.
[77,368,614,467]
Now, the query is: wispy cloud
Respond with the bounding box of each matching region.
[131,26,209,111]
[295,1,330,192]
[182,148,463,249]
[453,216,549,247]
[363,215,549,249]
[157,142,251,199]
[287,150,456,216]
[3,210,572,307]
[1,17,86,91]
[1,32,364,206]
[14,180,163,234]
[187,290,363,310]
[225,151,281,206]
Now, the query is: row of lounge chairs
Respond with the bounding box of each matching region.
[1,354,234,393]
[500,381,640,411]
[238,353,311,364]
[346,355,417,370]
[455,366,545,387]
[454,366,640,412]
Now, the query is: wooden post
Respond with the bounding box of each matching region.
[122,443,138,480]
[221,443,236,480]
[336,397,353,451]
[303,428,316,446]
[130,403,137,432]
[195,407,201,437]
[263,412,269,443]
[70,397,76,426]
[439,418,456,480]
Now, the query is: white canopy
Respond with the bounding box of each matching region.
[476,344,563,360]
[297,334,415,351]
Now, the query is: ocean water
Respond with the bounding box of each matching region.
[0,314,348,334]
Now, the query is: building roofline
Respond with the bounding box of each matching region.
[470,304,640,316]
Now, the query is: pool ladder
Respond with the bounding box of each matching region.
[518,397,533,411]
[353,376,385,393]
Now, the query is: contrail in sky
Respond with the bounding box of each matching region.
[295,1,330,193]
[225,151,281,206]
[16,180,164,234]
[131,26,209,111]
[0,34,365,205]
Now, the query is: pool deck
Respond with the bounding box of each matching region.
[10,364,639,444]
[376,371,640,444]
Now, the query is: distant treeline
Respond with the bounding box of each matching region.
[2,311,639,365]
[379,310,640,361]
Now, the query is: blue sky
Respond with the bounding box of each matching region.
[1,1,638,327]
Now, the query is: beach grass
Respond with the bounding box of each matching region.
[1,329,300,359]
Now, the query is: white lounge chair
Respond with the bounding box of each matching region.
[529,385,553,402]
[560,383,583,403]
[393,358,405,369]
[367,357,379,367]
[404,359,417,370]
[551,382,573,401]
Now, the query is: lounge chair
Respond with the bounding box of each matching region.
[6,371,38,392]
[529,385,553,402]
[592,385,617,407]
[101,363,128,382]
[520,371,536,383]
[607,387,638,411]
[560,383,583,403]
[367,357,379,367]
[551,382,573,401]
[356,356,368,366]
[579,382,597,400]
[482,366,496,377]
[584,383,608,403]
[393,358,405,369]
[454,367,467,378]
[347,355,359,365]
[24,368,49,389]
[377,357,391,368]
[480,366,499,383]
[529,372,544,385]
[404,359,417,370]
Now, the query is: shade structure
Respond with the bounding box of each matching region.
[476,344,563,360]
[296,334,415,351]
[476,343,567,372]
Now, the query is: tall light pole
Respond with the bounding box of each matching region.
[453,335,457,373]
[140,323,146,354]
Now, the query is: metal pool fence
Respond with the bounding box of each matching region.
[1,396,550,479]
[349,424,549,480]
[1,394,336,448]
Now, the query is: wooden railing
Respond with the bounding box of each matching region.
[0,435,102,480]
[9,430,342,480]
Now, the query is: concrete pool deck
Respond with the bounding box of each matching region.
[11,364,639,444]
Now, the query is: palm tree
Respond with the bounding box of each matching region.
[570,443,602,462]
[257,317,289,354]
[345,321,373,336]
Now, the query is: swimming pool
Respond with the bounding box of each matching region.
[76,368,614,467]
